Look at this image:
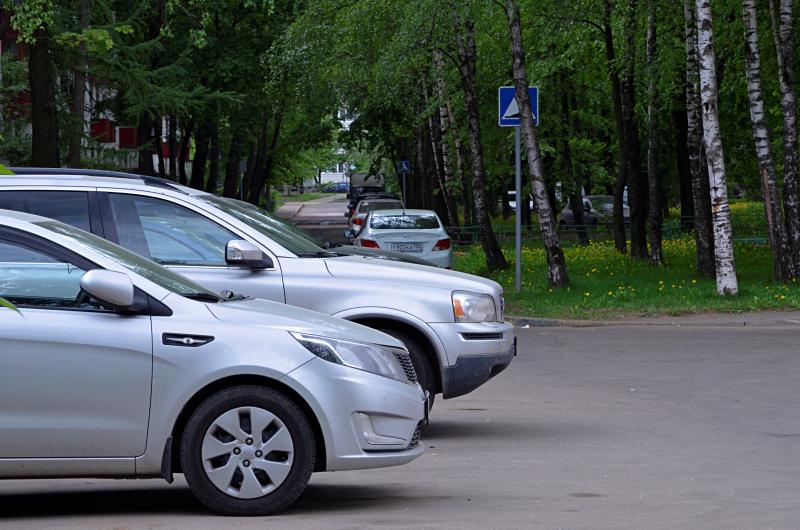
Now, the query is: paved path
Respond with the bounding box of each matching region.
[275,194,350,245]
[1,318,798,529]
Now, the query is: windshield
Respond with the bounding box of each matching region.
[36,220,221,299]
[196,195,326,256]
[358,200,404,213]
[371,214,440,230]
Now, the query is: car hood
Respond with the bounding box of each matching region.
[323,255,503,295]
[205,298,403,348]
[330,245,436,266]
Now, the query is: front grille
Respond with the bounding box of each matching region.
[408,421,424,449]
[461,332,504,341]
[393,350,418,384]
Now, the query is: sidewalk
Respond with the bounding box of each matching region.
[511,310,800,328]
[274,201,304,220]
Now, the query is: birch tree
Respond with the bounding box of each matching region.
[646,0,662,265]
[450,3,508,271]
[684,0,716,277]
[696,0,738,295]
[767,0,800,270]
[742,0,794,280]
[502,0,568,287]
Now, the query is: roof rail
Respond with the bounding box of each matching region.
[7,167,185,193]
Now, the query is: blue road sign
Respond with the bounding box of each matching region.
[397,160,410,173]
[498,86,539,127]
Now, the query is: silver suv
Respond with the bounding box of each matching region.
[1,169,516,406]
[0,210,425,515]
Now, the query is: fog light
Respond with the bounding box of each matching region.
[356,413,405,446]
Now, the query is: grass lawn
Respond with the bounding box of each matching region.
[454,238,800,319]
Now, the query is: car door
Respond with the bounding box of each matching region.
[0,231,152,458]
[99,191,286,302]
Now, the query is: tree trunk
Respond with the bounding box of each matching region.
[434,50,460,227]
[154,117,166,178]
[68,0,89,168]
[743,0,794,280]
[622,0,648,259]
[696,0,739,295]
[768,0,800,270]
[223,131,245,198]
[561,75,588,245]
[452,4,508,271]
[603,0,628,253]
[505,0,568,287]
[28,27,59,167]
[136,116,155,175]
[190,119,210,190]
[422,76,456,226]
[684,0,716,276]
[672,110,694,230]
[248,109,283,205]
[447,102,472,226]
[205,120,220,193]
[178,119,193,186]
[647,0,663,265]
[168,116,177,180]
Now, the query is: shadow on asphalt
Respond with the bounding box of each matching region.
[0,483,435,519]
[422,418,595,441]
[0,485,205,518]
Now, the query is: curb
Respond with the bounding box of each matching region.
[509,313,800,329]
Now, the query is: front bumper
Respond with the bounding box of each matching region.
[429,320,516,399]
[283,357,426,472]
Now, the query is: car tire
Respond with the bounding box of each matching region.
[379,328,437,409]
[180,385,314,516]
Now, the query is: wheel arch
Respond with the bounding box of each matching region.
[168,375,327,475]
[348,316,443,394]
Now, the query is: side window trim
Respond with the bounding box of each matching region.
[88,190,106,237]
[97,192,121,244]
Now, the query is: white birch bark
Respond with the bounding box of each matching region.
[768,0,800,269]
[742,0,794,280]
[696,0,739,295]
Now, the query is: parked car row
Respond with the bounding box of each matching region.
[0,168,515,516]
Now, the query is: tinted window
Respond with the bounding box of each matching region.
[358,201,403,213]
[0,238,105,311]
[0,191,91,231]
[108,194,236,266]
[370,214,441,230]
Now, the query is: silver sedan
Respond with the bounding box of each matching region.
[0,210,425,516]
[353,209,453,268]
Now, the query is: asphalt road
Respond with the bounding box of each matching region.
[275,194,350,246]
[2,319,799,529]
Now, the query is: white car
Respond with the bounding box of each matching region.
[0,209,425,516]
[352,209,453,269]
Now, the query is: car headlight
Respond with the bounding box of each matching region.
[452,291,498,323]
[291,332,408,383]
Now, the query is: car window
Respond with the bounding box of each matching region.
[108,194,236,266]
[38,220,222,299]
[370,214,440,230]
[195,195,326,256]
[0,190,91,232]
[0,238,106,311]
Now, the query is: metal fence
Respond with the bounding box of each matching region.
[446,218,768,246]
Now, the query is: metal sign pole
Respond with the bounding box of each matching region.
[515,127,522,293]
[403,172,407,205]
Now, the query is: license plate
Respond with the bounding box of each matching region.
[390,242,423,253]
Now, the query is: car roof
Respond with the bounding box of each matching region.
[3,167,198,195]
[370,208,436,217]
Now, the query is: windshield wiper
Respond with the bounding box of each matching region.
[220,290,251,301]
[183,292,223,303]
[296,251,339,258]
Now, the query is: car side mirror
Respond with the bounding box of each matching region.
[343,230,356,239]
[225,240,273,269]
[80,269,135,308]
[583,205,591,213]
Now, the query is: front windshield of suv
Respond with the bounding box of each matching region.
[36,220,222,299]
[196,195,327,257]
